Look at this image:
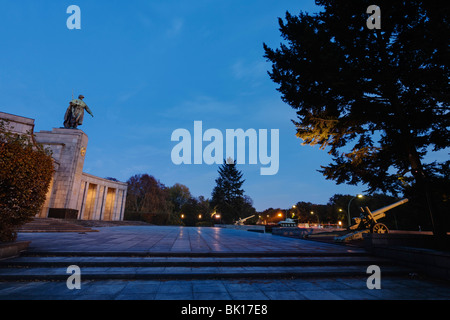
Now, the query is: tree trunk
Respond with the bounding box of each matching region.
[408,149,447,239]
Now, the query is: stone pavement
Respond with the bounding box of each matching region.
[12,225,364,254]
[0,226,449,300]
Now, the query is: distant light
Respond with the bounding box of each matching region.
[277,213,282,217]
[339,208,343,212]
[310,211,314,214]
[357,194,363,198]
[338,221,342,226]
[181,214,185,219]
[292,205,296,209]
[215,214,221,219]
[198,214,202,219]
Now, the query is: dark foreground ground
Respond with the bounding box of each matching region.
[0,226,449,301]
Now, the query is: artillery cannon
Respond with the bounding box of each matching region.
[234,215,255,226]
[335,198,409,242]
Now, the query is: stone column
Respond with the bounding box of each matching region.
[113,188,120,221]
[78,181,88,219]
[98,186,107,221]
[119,190,126,221]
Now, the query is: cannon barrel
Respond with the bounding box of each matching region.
[370,198,409,218]
[235,215,255,225]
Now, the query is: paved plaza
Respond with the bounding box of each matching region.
[0,226,449,300]
[14,225,363,254]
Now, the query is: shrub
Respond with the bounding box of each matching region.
[0,123,54,242]
[195,221,213,227]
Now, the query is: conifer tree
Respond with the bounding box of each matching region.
[263,1,449,236]
[211,159,254,223]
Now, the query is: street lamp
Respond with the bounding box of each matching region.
[347,194,363,227]
[310,211,319,226]
[337,208,349,227]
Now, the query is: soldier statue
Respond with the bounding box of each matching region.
[63,94,94,129]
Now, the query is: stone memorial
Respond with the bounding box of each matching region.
[0,105,127,221]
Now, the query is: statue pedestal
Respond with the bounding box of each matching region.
[35,128,89,218]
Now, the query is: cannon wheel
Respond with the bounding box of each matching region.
[371,223,389,234]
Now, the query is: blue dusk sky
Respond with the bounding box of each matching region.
[1,1,445,211]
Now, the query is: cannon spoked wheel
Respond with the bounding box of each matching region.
[372,223,389,234]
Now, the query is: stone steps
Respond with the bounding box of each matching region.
[19,251,369,257]
[17,218,97,233]
[0,255,395,268]
[0,251,413,281]
[0,265,411,281]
